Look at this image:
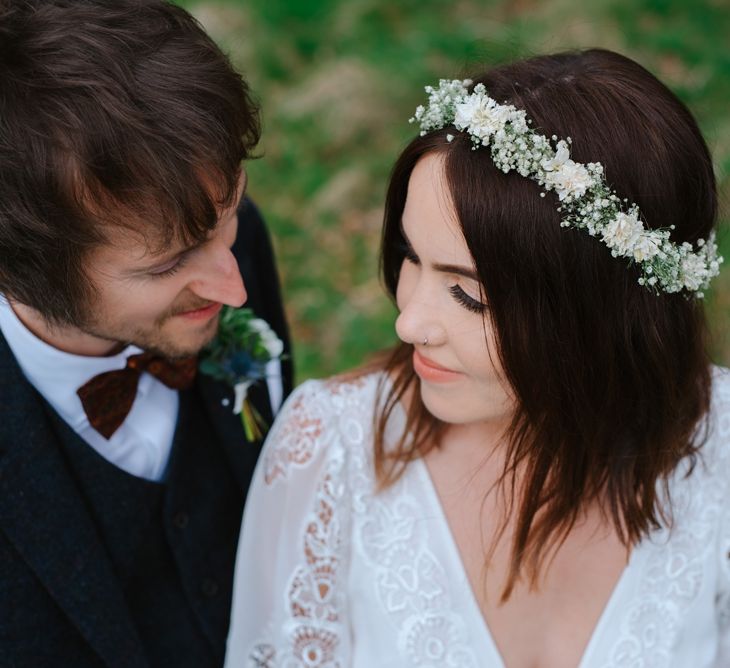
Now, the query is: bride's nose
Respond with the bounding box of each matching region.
[395,282,446,347]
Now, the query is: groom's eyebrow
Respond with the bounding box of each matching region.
[399,220,480,281]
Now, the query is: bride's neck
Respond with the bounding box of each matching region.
[423,419,513,495]
[441,418,511,458]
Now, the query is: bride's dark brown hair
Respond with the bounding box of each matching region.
[375,49,715,599]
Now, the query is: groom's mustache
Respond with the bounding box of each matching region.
[163,297,220,320]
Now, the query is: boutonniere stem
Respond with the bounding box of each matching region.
[200,307,284,441]
[233,380,266,442]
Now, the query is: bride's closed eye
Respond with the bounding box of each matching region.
[397,237,486,313]
[448,284,487,314]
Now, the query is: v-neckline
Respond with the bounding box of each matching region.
[412,456,643,668]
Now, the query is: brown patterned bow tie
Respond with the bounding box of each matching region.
[77,352,197,439]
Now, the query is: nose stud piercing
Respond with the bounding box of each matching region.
[423,337,428,346]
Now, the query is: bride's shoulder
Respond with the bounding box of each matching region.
[708,366,730,436]
[260,370,384,485]
[697,365,730,477]
[278,369,384,420]
[710,365,730,402]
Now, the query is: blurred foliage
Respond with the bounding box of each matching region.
[178,0,729,382]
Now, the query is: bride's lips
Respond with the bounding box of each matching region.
[175,302,223,321]
[413,349,462,383]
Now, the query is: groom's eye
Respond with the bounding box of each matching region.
[149,254,189,278]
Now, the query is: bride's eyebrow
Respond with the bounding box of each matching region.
[399,220,479,281]
[432,262,480,281]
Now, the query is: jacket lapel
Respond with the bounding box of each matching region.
[0,333,148,668]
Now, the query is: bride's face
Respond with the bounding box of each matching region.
[395,153,514,427]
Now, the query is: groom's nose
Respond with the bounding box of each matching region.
[188,240,247,307]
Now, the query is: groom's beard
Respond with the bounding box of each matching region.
[74,297,221,359]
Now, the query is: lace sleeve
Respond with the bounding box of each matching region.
[717,509,730,666]
[224,380,351,668]
[713,369,730,666]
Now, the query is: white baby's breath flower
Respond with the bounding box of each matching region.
[543,160,595,201]
[632,233,662,262]
[540,140,570,171]
[602,211,643,255]
[454,94,509,140]
[680,253,708,291]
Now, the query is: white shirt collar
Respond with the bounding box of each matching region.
[0,295,147,430]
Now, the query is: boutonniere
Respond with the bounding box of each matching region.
[199,306,284,441]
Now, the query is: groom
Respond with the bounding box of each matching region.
[0,1,292,666]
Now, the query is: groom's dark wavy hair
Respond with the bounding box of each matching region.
[0,0,260,325]
[376,49,716,600]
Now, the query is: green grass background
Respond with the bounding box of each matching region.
[178,0,730,383]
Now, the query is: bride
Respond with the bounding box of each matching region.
[225,49,729,667]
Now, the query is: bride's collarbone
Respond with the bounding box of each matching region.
[479,527,628,668]
[426,456,629,668]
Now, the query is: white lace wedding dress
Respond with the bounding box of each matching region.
[225,369,730,668]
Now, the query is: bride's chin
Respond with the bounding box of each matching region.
[418,382,515,428]
[417,384,461,424]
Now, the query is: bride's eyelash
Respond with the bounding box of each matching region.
[396,235,484,313]
[449,284,486,314]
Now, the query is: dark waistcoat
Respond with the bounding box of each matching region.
[48,386,245,668]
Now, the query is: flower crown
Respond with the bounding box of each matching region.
[411,79,723,297]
